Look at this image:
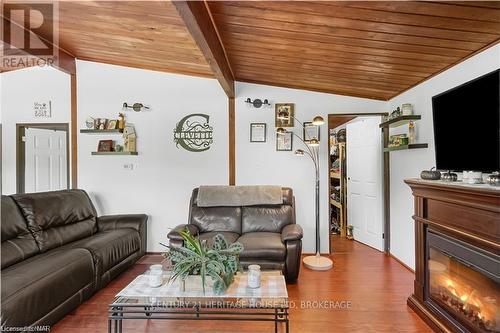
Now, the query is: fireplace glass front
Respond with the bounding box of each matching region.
[427,231,499,333]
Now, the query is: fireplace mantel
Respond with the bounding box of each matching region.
[405,179,500,333]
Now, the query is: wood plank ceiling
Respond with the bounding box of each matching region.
[56,1,213,77]
[208,1,500,100]
[2,1,499,100]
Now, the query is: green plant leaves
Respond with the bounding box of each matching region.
[165,230,244,295]
[229,242,244,253]
[212,234,228,251]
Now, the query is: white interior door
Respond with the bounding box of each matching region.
[25,128,68,193]
[346,117,384,251]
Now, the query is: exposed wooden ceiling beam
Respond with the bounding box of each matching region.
[1,15,75,74]
[173,1,234,97]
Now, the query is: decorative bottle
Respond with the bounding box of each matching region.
[408,121,416,144]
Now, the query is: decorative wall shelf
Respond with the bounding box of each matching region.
[80,129,123,134]
[379,115,421,128]
[91,151,138,156]
[383,143,428,152]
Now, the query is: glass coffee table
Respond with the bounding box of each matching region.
[108,270,289,333]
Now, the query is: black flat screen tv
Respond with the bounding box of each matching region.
[432,69,499,172]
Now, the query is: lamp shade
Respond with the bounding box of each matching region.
[308,138,320,147]
[276,127,287,134]
[294,149,305,156]
[312,116,325,126]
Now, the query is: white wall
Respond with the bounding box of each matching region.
[76,60,228,252]
[235,82,386,253]
[1,67,71,195]
[3,44,497,262]
[387,44,500,269]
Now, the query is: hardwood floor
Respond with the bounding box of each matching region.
[51,236,431,333]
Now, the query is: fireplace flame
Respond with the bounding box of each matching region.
[433,274,497,332]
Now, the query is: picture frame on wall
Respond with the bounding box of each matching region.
[275,103,294,127]
[250,123,267,143]
[95,118,108,130]
[106,120,118,130]
[276,132,293,151]
[97,140,113,152]
[303,122,320,143]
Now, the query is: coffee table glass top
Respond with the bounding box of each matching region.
[112,270,288,309]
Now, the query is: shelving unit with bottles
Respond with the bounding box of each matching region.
[328,129,347,237]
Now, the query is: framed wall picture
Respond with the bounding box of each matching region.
[95,118,108,130]
[250,123,267,142]
[97,140,113,152]
[303,122,320,142]
[276,132,293,151]
[275,103,294,127]
[107,120,118,130]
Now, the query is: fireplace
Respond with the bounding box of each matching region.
[426,230,499,332]
[405,179,500,333]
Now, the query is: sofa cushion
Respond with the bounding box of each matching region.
[65,228,140,274]
[190,206,241,234]
[12,190,98,252]
[198,231,240,248]
[1,196,40,269]
[241,205,293,234]
[1,248,94,327]
[237,232,286,261]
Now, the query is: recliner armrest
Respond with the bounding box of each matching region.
[97,214,148,232]
[167,224,199,242]
[281,224,303,242]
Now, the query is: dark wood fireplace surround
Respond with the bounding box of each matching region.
[405,179,499,333]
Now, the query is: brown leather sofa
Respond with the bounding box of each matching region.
[168,187,302,282]
[1,189,147,330]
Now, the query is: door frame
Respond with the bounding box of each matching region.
[16,123,70,194]
[327,113,390,254]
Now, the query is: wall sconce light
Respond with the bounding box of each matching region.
[245,98,271,108]
[122,102,150,112]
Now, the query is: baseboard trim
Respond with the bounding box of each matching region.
[388,253,415,273]
[146,251,163,255]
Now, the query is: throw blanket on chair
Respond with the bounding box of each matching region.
[197,185,283,207]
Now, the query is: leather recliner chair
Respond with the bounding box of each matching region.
[168,187,303,282]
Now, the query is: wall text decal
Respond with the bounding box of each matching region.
[173,114,213,152]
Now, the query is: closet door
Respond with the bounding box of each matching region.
[346,117,384,251]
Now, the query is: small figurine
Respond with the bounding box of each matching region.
[118,113,125,130]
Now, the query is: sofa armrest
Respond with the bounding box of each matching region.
[167,224,199,242]
[281,224,303,243]
[97,214,148,257]
[98,214,148,232]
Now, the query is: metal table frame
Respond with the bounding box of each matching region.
[108,302,289,333]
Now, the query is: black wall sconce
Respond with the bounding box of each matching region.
[245,98,271,108]
[122,102,150,112]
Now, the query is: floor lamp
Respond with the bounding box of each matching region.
[276,113,333,271]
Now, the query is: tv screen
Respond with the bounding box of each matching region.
[432,69,499,173]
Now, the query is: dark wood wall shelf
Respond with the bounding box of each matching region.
[91,151,138,156]
[383,143,428,152]
[80,129,123,134]
[380,114,427,152]
[379,115,421,128]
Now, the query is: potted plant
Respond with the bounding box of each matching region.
[163,229,243,295]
